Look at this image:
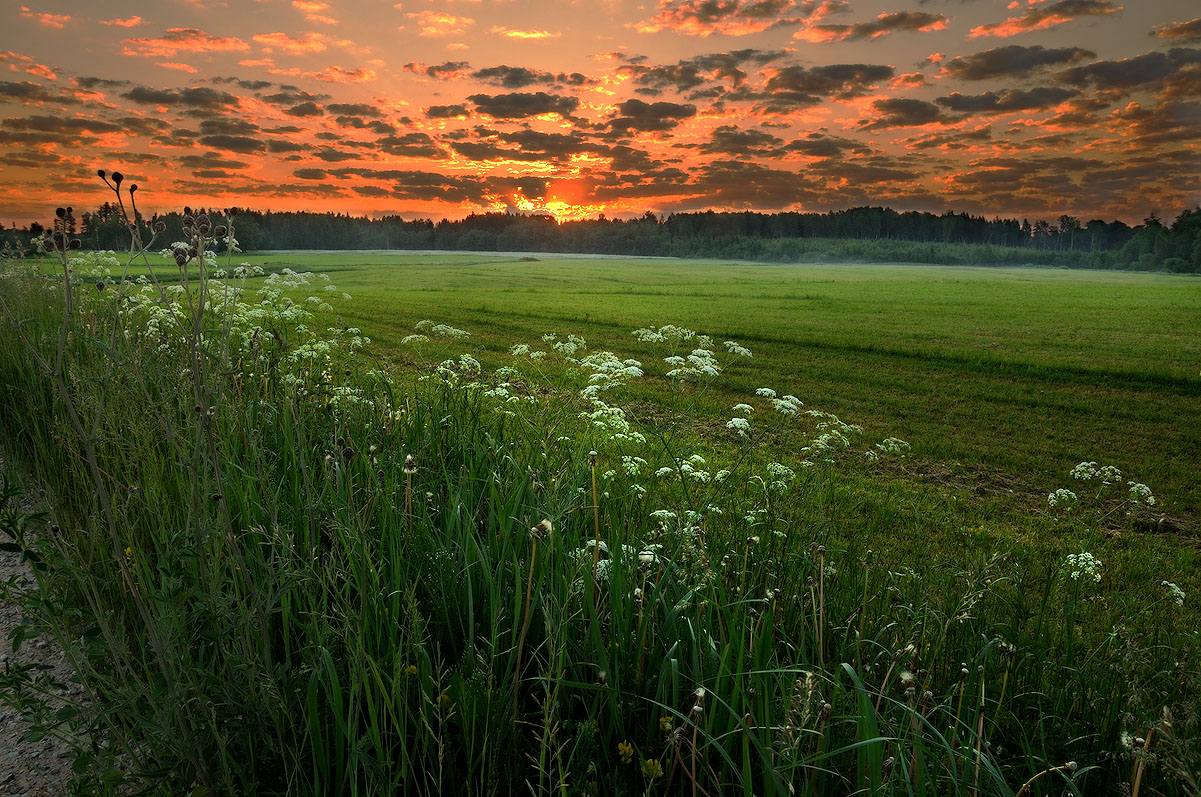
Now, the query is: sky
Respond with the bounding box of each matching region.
[0,0,1198,225]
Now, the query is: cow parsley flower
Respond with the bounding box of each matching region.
[755,387,777,398]
[1127,481,1155,505]
[726,417,750,436]
[1162,580,1185,606]
[1064,552,1102,583]
[1047,488,1077,508]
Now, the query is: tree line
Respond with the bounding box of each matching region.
[6,204,1200,273]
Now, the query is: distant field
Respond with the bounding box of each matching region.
[154,251,1201,514]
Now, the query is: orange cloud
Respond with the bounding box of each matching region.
[1,51,57,80]
[158,61,199,73]
[101,16,144,28]
[19,6,70,29]
[636,0,836,37]
[409,11,475,37]
[293,0,338,25]
[254,32,332,55]
[1150,18,1201,41]
[794,10,947,43]
[122,28,250,58]
[970,0,1121,38]
[490,27,561,40]
[268,65,378,83]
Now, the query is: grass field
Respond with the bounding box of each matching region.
[234,251,1201,517]
[4,246,1199,793]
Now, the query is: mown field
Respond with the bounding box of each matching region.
[239,251,1201,516]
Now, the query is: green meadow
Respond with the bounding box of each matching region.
[3,244,1199,794]
[241,251,1201,516]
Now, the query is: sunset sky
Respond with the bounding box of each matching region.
[1,0,1198,225]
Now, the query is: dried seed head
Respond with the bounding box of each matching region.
[342,446,354,461]
[597,670,607,686]
[530,518,553,537]
[196,214,212,234]
[173,249,188,267]
[70,239,81,249]
[129,184,137,193]
[153,220,166,233]
[214,224,227,237]
[588,450,597,466]
[95,282,104,292]
[55,207,65,218]
[97,169,106,178]
[403,455,416,474]
[112,172,123,185]
[1065,761,1078,773]
[820,701,832,720]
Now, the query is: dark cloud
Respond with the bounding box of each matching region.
[261,89,328,106]
[2,115,121,135]
[1151,18,1201,41]
[285,101,324,117]
[426,103,470,118]
[74,76,131,90]
[197,134,266,154]
[376,132,443,158]
[751,63,895,110]
[694,125,784,156]
[935,87,1077,114]
[198,118,259,136]
[0,81,78,105]
[467,91,579,119]
[471,65,593,89]
[1113,100,1201,144]
[608,98,697,133]
[334,116,396,134]
[905,125,992,150]
[177,153,248,170]
[122,86,239,110]
[294,168,327,179]
[800,11,947,42]
[859,98,951,130]
[942,45,1095,80]
[450,128,598,162]
[404,61,470,78]
[314,148,358,162]
[784,132,872,157]
[266,139,308,153]
[120,116,172,136]
[326,103,382,117]
[1059,47,1201,98]
[622,49,785,95]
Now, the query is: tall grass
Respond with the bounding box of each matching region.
[0,190,1196,795]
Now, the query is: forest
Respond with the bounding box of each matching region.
[7,203,1201,272]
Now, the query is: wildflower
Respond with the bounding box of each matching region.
[1127,481,1155,505]
[659,716,673,733]
[733,403,754,414]
[405,665,418,677]
[642,758,663,778]
[438,693,452,708]
[617,740,634,764]
[726,417,750,436]
[1064,551,1102,583]
[1047,488,1077,508]
[723,340,752,358]
[1162,580,1185,606]
[755,387,777,398]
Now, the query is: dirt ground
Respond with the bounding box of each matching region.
[0,456,78,796]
